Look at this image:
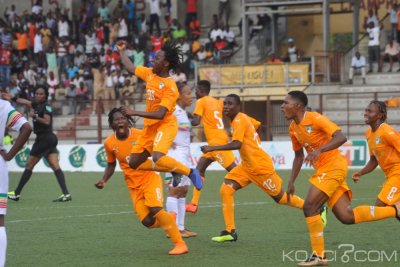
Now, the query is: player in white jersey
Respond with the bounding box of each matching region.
[165,83,197,238]
[0,99,32,267]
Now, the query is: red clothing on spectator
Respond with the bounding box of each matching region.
[0,47,11,65]
[189,20,201,37]
[151,36,163,52]
[187,0,198,13]
[29,23,36,48]
[215,40,227,50]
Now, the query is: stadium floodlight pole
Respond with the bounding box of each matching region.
[242,0,248,64]
[322,0,330,82]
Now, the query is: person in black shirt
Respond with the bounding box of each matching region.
[8,87,72,202]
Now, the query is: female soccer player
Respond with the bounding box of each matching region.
[95,108,188,255]
[116,40,202,190]
[281,91,400,266]
[8,87,71,202]
[165,83,197,238]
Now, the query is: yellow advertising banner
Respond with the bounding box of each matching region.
[199,64,309,85]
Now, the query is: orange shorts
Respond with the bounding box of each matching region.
[203,150,236,169]
[128,172,164,221]
[309,162,352,208]
[378,176,400,205]
[225,164,282,197]
[131,116,177,155]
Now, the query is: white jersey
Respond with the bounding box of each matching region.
[173,105,191,148]
[1,99,28,214]
[0,99,27,150]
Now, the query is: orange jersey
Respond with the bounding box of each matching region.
[366,123,400,177]
[231,112,273,175]
[104,128,154,188]
[135,66,179,125]
[194,96,229,145]
[289,111,345,170]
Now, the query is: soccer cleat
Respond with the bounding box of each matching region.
[211,230,237,242]
[188,168,203,190]
[320,205,328,228]
[297,254,328,266]
[180,229,197,238]
[7,191,20,201]
[52,194,72,202]
[185,203,198,214]
[168,242,188,255]
[394,201,400,222]
[171,172,182,187]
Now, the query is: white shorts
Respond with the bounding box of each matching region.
[0,156,8,215]
[166,146,192,187]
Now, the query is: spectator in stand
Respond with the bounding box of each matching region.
[76,81,90,113]
[46,12,57,35]
[189,15,201,41]
[117,14,128,41]
[0,41,12,89]
[58,15,69,38]
[172,22,187,40]
[85,28,97,55]
[104,67,116,114]
[87,47,101,69]
[66,61,79,80]
[365,6,379,30]
[213,36,227,64]
[31,0,43,18]
[151,32,164,52]
[56,36,69,80]
[389,3,398,41]
[98,0,112,23]
[285,37,303,63]
[113,0,126,19]
[191,35,201,54]
[109,18,120,45]
[4,5,19,29]
[119,77,136,107]
[185,0,198,31]
[46,46,58,81]
[124,0,136,33]
[196,45,208,63]
[28,18,36,53]
[1,28,13,49]
[92,65,105,115]
[132,46,145,66]
[222,25,236,48]
[210,24,223,43]
[380,37,400,72]
[23,63,38,88]
[349,51,366,85]
[146,45,156,67]
[147,0,162,36]
[219,0,230,26]
[15,28,29,56]
[33,28,43,63]
[46,71,59,101]
[249,14,270,41]
[40,23,52,52]
[366,21,382,73]
[266,53,282,64]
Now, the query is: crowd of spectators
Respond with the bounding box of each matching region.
[0,0,238,116]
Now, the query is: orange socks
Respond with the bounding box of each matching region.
[190,176,204,206]
[155,156,191,176]
[306,214,325,258]
[278,192,304,209]
[220,183,236,232]
[137,159,170,172]
[154,210,183,244]
[353,205,396,224]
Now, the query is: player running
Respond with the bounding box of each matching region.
[186,80,236,213]
[95,108,188,255]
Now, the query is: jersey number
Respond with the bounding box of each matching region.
[254,132,262,147]
[214,111,224,129]
[147,89,155,101]
[387,186,398,201]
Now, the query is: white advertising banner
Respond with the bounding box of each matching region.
[6,140,369,172]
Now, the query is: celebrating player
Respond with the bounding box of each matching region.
[352,100,400,207]
[116,40,202,190]
[0,98,32,267]
[185,80,236,214]
[165,83,197,238]
[201,94,305,243]
[281,91,400,266]
[95,108,188,255]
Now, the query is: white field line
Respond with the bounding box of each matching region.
[7,197,376,224]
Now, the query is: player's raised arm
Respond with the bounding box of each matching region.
[121,106,168,120]
[117,40,136,74]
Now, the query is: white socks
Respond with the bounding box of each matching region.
[166,197,187,231]
[0,226,6,267]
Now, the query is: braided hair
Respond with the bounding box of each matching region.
[369,100,387,123]
[161,41,183,72]
[108,107,136,129]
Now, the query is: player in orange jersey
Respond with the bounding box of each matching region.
[201,94,305,243]
[281,91,400,266]
[116,41,202,190]
[353,100,400,207]
[186,80,237,213]
[95,108,188,255]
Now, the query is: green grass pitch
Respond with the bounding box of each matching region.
[5,170,400,267]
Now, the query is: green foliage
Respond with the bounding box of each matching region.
[6,170,398,267]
